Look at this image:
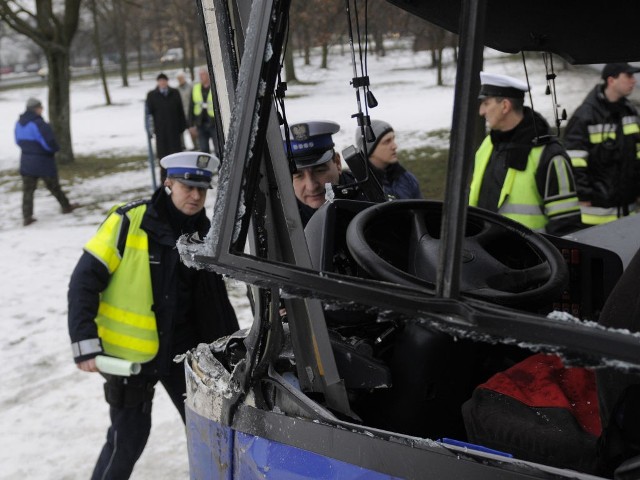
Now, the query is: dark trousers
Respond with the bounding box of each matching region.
[22,175,70,219]
[197,122,220,156]
[91,361,187,480]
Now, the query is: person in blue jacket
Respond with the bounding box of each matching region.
[14,97,77,226]
[355,119,422,200]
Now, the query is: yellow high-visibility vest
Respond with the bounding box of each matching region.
[84,203,159,363]
[192,83,214,118]
[470,136,547,231]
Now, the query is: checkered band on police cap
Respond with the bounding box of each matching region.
[281,120,340,169]
[160,151,219,189]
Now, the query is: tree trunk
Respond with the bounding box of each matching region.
[284,44,298,83]
[91,0,111,105]
[302,27,311,66]
[436,47,444,86]
[373,30,386,57]
[320,43,329,69]
[114,0,129,87]
[46,50,74,164]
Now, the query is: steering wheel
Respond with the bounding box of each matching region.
[345,200,568,307]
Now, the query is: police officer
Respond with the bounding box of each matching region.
[68,151,238,480]
[470,72,582,236]
[282,120,364,226]
[564,63,640,226]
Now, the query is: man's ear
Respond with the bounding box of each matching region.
[333,152,343,173]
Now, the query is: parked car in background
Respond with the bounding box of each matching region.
[160,47,183,63]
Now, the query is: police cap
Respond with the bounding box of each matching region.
[160,151,219,189]
[478,72,529,100]
[281,120,340,169]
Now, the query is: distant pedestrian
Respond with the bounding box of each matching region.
[14,97,77,226]
[146,72,187,182]
[189,67,220,155]
[176,71,198,149]
[355,119,422,199]
[564,63,640,226]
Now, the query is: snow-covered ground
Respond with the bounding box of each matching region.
[0,42,610,479]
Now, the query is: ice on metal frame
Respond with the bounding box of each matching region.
[325,183,335,203]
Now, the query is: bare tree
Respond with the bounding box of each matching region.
[89,0,112,105]
[113,0,129,86]
[0,0,82,164]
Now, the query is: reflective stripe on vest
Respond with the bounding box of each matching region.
[580,203,637,226]
[470,136,546,231]
[192,83,214,118]
[84,204,159,362]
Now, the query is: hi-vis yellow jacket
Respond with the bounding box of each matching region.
[192,83,214,119]
[470,136,581,234]
[83,203,159,363]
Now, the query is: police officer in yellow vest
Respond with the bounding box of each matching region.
[68,151,238,480]
[189,67,219,155]
[470,72,582,236]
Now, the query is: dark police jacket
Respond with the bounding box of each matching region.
[68,188,238,376]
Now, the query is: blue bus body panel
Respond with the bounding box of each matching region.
[186,406,233,480]
[234,431,402,479]
[187,406,401,480]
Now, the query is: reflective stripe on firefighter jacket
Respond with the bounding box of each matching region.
[470,136,548,231]
[83,204,159,363]
[192,83,214,118]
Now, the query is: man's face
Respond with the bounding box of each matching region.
[369,131,398,169]
[166,180,208,215]
[157,78,169,90]
[199,70,209,86]
[292,153,342,209]
[610,72,637,98]
[177,75,186,86]
[479,97,508,131]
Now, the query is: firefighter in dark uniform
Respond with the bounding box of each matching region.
[67,151,238,480]
[563,62,640,226]
[470,72,582,236]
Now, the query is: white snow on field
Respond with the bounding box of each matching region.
[0,40,616,479]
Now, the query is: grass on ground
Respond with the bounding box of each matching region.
[1,140,451,201]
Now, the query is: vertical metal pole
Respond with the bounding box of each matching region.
[436,0,486,298]
[144,103,158,191]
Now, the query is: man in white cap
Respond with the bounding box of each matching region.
[469,72,582,235]
[67,151,238,479]
[282,120,364,226]
[355,119,422,199]
[564,63,640,226]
